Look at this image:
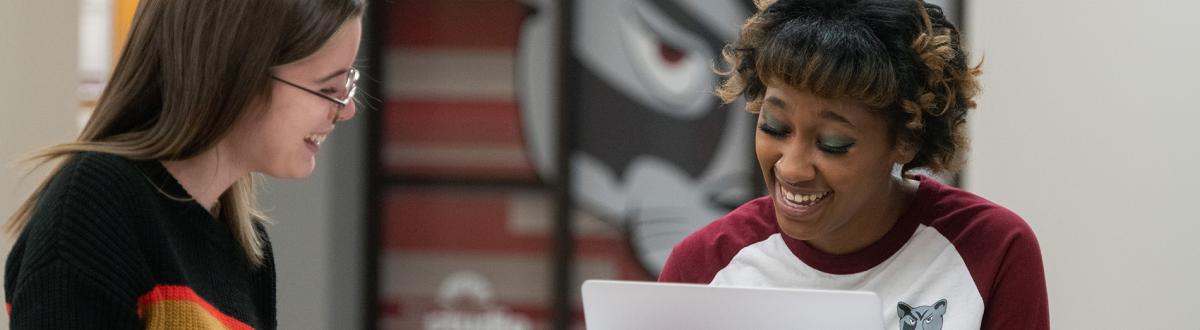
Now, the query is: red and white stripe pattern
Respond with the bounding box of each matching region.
[381,1,650,328]
[379,189,649,328]
[383,0,533,181]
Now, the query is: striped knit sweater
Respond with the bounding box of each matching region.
[5,152,276,329]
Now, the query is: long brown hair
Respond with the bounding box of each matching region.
[6,0,365,267]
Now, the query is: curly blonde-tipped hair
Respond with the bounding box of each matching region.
[716,0,981,173]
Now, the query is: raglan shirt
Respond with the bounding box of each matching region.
[660,176,1049,329]
[5,152,276,329]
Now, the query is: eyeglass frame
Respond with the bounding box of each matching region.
[270,68,359,124]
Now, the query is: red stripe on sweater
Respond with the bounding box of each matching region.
[136,285,254,330]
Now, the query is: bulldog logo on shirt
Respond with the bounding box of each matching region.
[897,299,947,330]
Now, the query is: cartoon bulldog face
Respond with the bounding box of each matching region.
[518,0,755,274]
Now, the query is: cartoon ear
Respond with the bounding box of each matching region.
[933,299,948,314]
[897,301,912,316]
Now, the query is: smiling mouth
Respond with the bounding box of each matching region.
[304,133,328,146]
[779,186,830,207]
[773,181,832,219]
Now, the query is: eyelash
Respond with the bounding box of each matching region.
[758,123,854,155]
[758,122,788,137]
[320,87,338,95]
[817,142,852,154]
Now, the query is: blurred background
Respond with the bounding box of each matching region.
[2,0,1199,329]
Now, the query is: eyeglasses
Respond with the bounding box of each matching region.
[271,68,359,124]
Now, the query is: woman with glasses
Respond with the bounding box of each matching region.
[659,0,1049,329]
[4,0,363,328]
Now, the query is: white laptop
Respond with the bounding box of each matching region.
[581,280,884,330]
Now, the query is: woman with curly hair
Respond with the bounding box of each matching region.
[659,0,1049,328]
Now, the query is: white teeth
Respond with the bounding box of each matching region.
[779,184,829,206]
[306,134,328,146]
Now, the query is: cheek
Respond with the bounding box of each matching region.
[261,97,311,133]
[754,132,780,171]
[856,143,900,177]
[823,149,894,203]
[239,101,302,158]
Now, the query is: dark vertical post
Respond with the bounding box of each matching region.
[551,0,577,329]
[362,0,386,329]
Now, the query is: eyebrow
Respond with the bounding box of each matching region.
[764,96,787,111]
[819,110,856,128]
[315,68,349,84]
[763,96,858,128]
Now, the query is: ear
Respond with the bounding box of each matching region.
[897,301,912,316]
[892,139,918,165]
[933,299,947,314]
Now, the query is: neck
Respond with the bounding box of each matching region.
[808,175,918,255]
[161,143,248,216]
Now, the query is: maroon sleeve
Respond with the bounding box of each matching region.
[927,192,1050,330]
[979,220,1049,330]
[917,178,1049,330]
[658,197,779,284]
[658,234,719,284]
[657,218,752,284]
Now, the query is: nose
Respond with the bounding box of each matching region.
[774,146,817,185]
[334,101,358,123]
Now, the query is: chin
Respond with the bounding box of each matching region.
[291,166,317,179]
[775,213,821,241]
[264,164,316,179]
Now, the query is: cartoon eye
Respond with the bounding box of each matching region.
[905,319,915,325]
[924,317,932,324]
[658,43,685,66]
[618,1,715,117]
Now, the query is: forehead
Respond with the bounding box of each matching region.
[278,19,362,74]
[761,82,879,124]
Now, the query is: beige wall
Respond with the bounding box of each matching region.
[0,1,81,329]
[966,0,1200,328]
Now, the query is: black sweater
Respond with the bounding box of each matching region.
[5,152,276,329]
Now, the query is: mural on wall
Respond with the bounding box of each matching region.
[519,0,757,276]
[378,0,962,328]
[378,1,649,328]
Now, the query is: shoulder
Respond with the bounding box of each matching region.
[19,152,151,264]
[912,177,1046,302]
[9,153,155,298]
[32,152,148,229]
[44,152,144,197]
[659,197,779,283]
[916,177,1038,245]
